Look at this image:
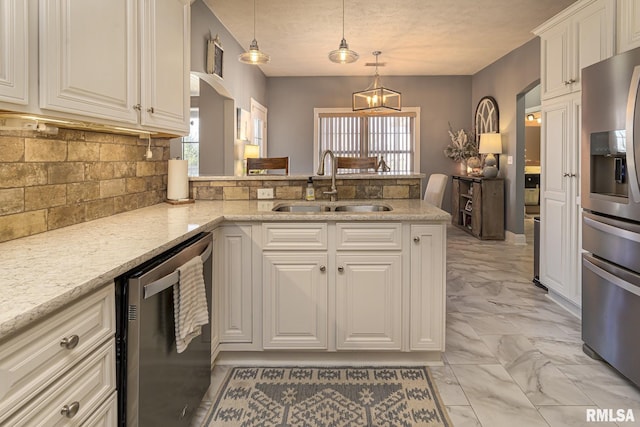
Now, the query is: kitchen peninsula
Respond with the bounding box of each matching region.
[0,197,448,360]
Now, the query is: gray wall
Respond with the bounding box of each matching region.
[190,0,268,174]
[471,38,541,235]
[266,76,472,211]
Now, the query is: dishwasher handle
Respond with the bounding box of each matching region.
[143,241,212,300]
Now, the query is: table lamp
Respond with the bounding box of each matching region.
[479,133,502,179]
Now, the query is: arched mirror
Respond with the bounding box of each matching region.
[475,96,499,142]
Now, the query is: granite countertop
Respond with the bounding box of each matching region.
[190,172,426,181]
[0,199,449,340]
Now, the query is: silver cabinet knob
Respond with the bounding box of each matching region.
[563,173,570,177]
[570,173,577,177]
[338,266,344,273]
[60,401,80,418]
[413,236,420,243]
[319,265,326,272]
[133,104,142,111]
[147,107,155,113]
[60,335,80,350]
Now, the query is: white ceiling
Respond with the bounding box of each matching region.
[204,0,577,77]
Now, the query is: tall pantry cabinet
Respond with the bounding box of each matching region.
[533,0,615,311]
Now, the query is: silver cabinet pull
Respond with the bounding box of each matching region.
[563,172,570,177]
[133,104,142,111]
[413,236,420,243]
[338,266,344,273]
[319,265,326,272]
[147,107,155,113]
[60,335,79,350]
[60,401,80,418]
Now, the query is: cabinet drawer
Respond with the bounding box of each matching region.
[262,223,328,250]
[3,340,116,426]
[83,390,117,427]
[336,223,402,250]
[0,285,115,418]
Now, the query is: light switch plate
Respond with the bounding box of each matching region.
[507,155,513,165]
[257,188,274,199]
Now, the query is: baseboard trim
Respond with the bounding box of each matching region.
[546,289,581,319]
[215,351,445,366]
[506,231,527,245]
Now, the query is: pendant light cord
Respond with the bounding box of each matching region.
[342,0,345,39]
[253,0,257,40]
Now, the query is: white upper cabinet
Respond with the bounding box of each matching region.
[39,0,139,124]
[0,0,28,105]
[140,0,190,132]
[617,0,640,53]
[39,0,189,135]
[535,0,615,100]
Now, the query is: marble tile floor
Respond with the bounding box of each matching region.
[194,219,640,427]
[437,220,640,427]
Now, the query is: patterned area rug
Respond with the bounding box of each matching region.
[205,367,451,427]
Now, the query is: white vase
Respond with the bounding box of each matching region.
[458,161,467,175]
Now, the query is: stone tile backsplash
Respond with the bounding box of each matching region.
[0,129,169,243]
[191,178,422,201]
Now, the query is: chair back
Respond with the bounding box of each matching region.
[336,157,378,171]
[247,157,289,175]
[424,174,448,208]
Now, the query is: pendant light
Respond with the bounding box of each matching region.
[328,0,358,64]
[353,51,401,111]
[239,0,270,65]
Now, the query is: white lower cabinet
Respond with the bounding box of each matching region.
[218,225,253,343]
[263,252,328,349]
[410,225,446,350]
[256,221,445,354]
[0,284,116,426]
[335,253,402,350]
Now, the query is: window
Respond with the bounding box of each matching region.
[314,107,420,173]
[182,108,199,176]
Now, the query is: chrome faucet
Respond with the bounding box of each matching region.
[317,149,338,202]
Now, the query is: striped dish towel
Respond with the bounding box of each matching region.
[173,255,209,353]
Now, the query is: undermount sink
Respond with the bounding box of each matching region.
[272,204,331,212]
[333,204,392,212]
[272,203,392,213]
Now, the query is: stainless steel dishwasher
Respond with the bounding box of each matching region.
[115,232,213,427]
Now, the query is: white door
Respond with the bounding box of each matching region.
[251,98,268,157]
[262,253,328,349]
[39,0,138,123]
[335,253,402,350]
[140,0,190,134]
[540,93,581,305]
[219,225,253,343]
[410,224,446,351]
[0,0,28,105]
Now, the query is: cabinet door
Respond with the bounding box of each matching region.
[471,182,482,237]
[410,224,445,351]
[262,252,328,349]
[618,0,640,53]
[210,229,220,361]
[571,0,615,91]
[540,21,572,100]
[335,253,402,350]
[540,93,581,305]
[39,0,139,123]
[0,0,28,105]
[219,225,253,343]
[140,0,190,134]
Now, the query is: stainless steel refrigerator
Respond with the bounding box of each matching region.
[581,46,640,388]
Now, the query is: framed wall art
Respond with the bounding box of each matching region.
[207,34,223,79]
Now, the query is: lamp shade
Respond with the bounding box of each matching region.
[243,144,260,159]
[479,133,502,154]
